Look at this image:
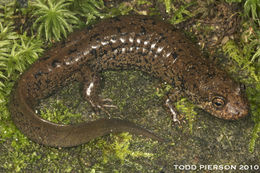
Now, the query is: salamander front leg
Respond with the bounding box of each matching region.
[165,98,180,123]
[164,89,185,124]
[79,66,117,116]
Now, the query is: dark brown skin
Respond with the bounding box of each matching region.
[9,15,249,147]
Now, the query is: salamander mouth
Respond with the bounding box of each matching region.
[222,101,249,120]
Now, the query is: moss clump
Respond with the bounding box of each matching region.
[222,38,259,152]
[99,133,154,164]
[176,98,197,133]
[39,101,83,124]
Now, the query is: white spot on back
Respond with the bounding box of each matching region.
[157,47,163,53]
[129,37,134,43]
[110,38,116,43]
[86,82,94,96]
[91,44,100,49]
[151,43,156,49]
[120,38,126,43]
[101,41,109,45]
[144,40,149,45]
[137,38,141,44]
[166,52,171,57]
[172,58,177,64]
[83,50,90,56]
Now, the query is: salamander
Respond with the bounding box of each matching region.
[9,15,249,147]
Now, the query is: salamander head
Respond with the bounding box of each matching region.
[197,72,249,120]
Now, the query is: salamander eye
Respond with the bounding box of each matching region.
[212,96,226,109]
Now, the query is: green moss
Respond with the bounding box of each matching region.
[0,21,43,94]
[84,133,160,172]
[0,1,16,25]
[225,0,242,2]
[243,0,260,25]
[137,0,153,6]
[166,0,195,24]
[1,0,259,171]
[222,34,260,152]
[39,101,83,124]
[0,102,34,171]
[176,98,197,133]
[154,83,172,98]
[32,0,79,42]
[98,133,154,164]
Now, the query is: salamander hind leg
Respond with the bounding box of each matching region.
[79,65,117,116]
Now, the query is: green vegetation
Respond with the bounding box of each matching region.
[39,101,83,124]
[71,0,107,25]
[225,0,242,3]
[0,21,43,97]
[0,23,16,90]
[5,34,43,76]
[98,133,154,164]
[223,39,259,152]
[158,0,195,24]
[169,2,195,24]
[225,0,259,25]
[222,12,259,151]
[0,0,259,171]
[32,0,79,41]
[0,1,15,24]
[244,0,260,25]
[176,98,197,133]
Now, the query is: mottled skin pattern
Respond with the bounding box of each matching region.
[9,15,249,147]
